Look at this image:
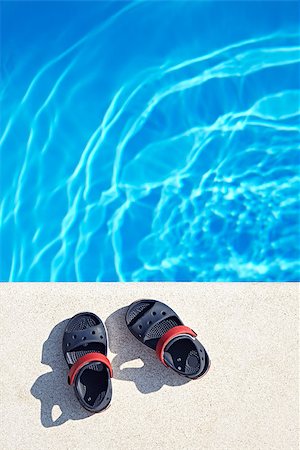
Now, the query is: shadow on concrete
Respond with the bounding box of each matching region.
[31,320,92,428]
[105,307,190,394]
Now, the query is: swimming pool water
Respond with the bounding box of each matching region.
[1,1,300,281]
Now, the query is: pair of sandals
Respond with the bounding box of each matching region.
[63,299,210,412]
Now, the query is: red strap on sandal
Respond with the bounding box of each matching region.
[156,326,197,367]
[68,352,113,385]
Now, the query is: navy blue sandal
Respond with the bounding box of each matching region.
[62,312,112,412]
[126,300,210,379]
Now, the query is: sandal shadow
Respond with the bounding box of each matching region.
[30,320,92,428]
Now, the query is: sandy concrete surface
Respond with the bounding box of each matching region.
[0,283,298,450]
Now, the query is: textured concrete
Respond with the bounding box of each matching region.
[0,283,298,450]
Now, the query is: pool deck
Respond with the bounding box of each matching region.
[0,283,298,450]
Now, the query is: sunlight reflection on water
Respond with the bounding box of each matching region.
[1,1,299,281]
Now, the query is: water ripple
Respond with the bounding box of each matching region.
[0,1,299,281]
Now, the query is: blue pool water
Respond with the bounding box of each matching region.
[1,1,300,281]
